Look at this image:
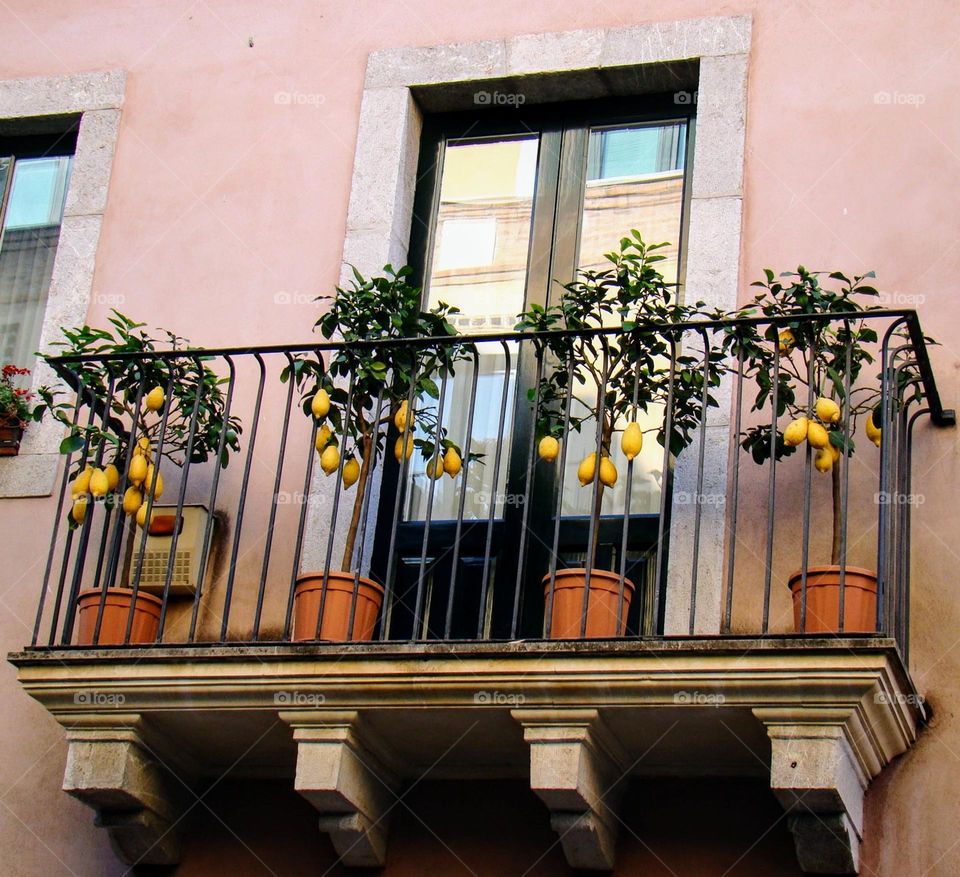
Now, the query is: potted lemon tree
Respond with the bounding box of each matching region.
[516,232,727,638]
[729,266,925,633]
[40,311,241,644]
[288,265,473,641]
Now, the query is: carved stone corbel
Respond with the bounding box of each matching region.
[281,709,399,868]
[60,713,184,866]
[513,708,628,871]
[753,705,903,874]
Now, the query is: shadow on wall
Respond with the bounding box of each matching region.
[165,777,802,876]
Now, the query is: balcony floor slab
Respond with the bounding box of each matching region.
[10,638,922,874]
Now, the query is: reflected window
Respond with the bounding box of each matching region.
[580,122,686,283]
[425,136,538,326]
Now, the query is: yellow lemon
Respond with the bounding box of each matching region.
[394,400,409,433]
[443,448,462,478]
[394,433,414,463]
[89,468,110,498]
[128,454,148,486]
[806,422,830,450]
[538,436,560,462]
[866,413,882,447]
[320,444,340,475]
[135,436,151,457]
[577,453,597,486]
[136,502,153,529]
[103,463,120,491]
[144,464,164,498]
[71,497,88,524]
[145,386,165,411]
[621,422,643,461]
[830,443,841,463]
[815,397,841,424]
[342,457,360,488]
[778,329,795,355]
[426,457,445,480]
[71,465,93,497]
[783,416,809,447]
[599,456,618,488]
[315,424,333,453]
[311,388,331,420]
[122,486,143,515]
[814,448,834,473]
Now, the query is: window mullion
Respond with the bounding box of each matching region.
[520,128,563,311]
[549,125,589,298]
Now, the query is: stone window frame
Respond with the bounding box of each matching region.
[306,15,750,635]
[0,70,126,498]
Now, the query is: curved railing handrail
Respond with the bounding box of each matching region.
[43,309,953,425]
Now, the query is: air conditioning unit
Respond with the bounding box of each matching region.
[134,504,212,597]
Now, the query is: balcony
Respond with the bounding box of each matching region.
[9,310,951,873]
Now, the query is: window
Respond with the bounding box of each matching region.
[373,96,694,638]
[0,128,77,368]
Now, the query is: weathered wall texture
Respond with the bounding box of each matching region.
[1,1,959,874]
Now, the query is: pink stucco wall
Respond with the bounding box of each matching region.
[1,1,959,874]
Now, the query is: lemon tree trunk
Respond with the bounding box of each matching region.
[831,461,841,566]
[588,417,614,569]
[341,434,374,571]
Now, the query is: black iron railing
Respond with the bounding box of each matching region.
[27,311,951,654]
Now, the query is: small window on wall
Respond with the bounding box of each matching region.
[0,127,77,370]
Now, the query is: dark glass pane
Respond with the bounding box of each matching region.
[0,155,72,366]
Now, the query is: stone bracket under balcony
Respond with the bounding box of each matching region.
[58,713,187,866]
[513,708,629,871]
[754,705,900,875]
[11,639,924,874]
[281,709,400,867]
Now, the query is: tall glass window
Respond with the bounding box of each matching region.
[405,135,538,523]
[374,101,693,639]
[0,152,73,367]
[559,122,687,517]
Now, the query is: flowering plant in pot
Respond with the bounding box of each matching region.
[728,267,929,633]
[516,232,728,638]
[0,364,39,455]
[286,265,473,642]
[40,311,241,644]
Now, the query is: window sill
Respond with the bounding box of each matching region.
[0,452,59,497]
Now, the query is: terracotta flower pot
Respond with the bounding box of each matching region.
[293,571,385,642]
[0,422,24,456]
[788,566,878,634]
[76,588,163,645]
[543,568,635,639]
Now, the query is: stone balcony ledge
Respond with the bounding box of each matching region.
[10,639,923,874]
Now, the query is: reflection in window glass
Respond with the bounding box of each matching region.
[560,121,688,518]
[404,345,516,522]
[579,122,686,282]
[425,136,538,327]
[406,136,539,522]
[0,155,73,366]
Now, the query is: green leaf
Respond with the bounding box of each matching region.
[59,434,84,454]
